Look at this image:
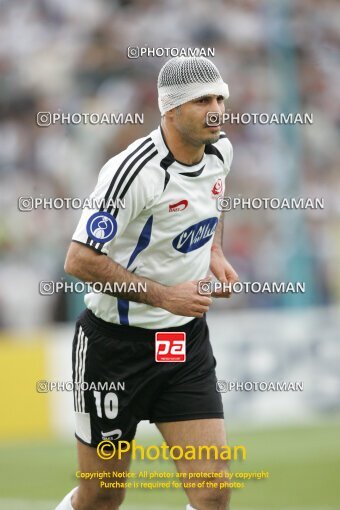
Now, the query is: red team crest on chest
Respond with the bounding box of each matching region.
[211,178,223,199]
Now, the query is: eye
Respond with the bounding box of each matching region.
[196,97,209,104]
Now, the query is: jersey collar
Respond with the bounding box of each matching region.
[156,126,206,174]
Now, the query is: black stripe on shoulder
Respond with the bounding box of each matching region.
[204,143,224,163]
[106,142,156,214]
[219,133,227,139]
[86,139,155,248]
[95,148,158,251]
[117,149,159,205]
[101,137,152,211]
[160,151,175,191]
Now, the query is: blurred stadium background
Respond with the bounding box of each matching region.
[0,0,339,508]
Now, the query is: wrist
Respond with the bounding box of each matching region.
[211,243,223,255]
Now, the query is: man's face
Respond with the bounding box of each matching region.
[168,94,225,146]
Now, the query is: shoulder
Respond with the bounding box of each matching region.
[102,132,159,177]
[204,132,233,176]
[213,132,233,167]
[96,130,165,201]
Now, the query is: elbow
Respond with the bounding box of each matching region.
[64,241,99,279]
[64,256,73,276]
[64,248,77,276]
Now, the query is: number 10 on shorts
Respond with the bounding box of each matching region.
[155,332,186,362]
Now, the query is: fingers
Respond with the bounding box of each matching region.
[178,307,209,318]
[212,277,232,298]
[227,269,240,285]
[191,309,208,318]
[190,297,211,317]
[187,292,212,317]
[165,281,214,317]
[195,295,212,305]
[211,291,231,299]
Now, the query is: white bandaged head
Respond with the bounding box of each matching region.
[157,56,229,115]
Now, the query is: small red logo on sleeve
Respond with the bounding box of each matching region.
[155,332,186,362]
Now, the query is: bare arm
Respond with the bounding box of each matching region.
[64,241,212,318]
[65,241,166,306]
[211,214,224,255]
[209,181,239,297]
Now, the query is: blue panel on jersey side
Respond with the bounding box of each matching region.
[117,298,129,325]
[117,215,153,325]
[172,217,219,253]
[127,215,153,269]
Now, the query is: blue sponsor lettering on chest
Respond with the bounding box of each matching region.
[172,217,219,253]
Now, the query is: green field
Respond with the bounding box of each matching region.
[0,422,339,510]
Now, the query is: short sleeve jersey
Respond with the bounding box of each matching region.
[72,126,233,328]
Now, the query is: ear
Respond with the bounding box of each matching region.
[164,108,176,120]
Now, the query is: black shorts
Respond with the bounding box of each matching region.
[72,308,223,447]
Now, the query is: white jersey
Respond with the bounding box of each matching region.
[72,126,233,329]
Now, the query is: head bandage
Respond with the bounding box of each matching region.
[157,56,229,115]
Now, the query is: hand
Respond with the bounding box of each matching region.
[209,246,239,298]
[161,278,212,318]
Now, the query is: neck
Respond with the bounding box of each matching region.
[161,121,204,165]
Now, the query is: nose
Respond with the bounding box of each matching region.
[210,98,224,113]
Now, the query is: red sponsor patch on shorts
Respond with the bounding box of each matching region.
[155,332,186,362]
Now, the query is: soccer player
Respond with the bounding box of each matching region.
[57,56,239,510]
